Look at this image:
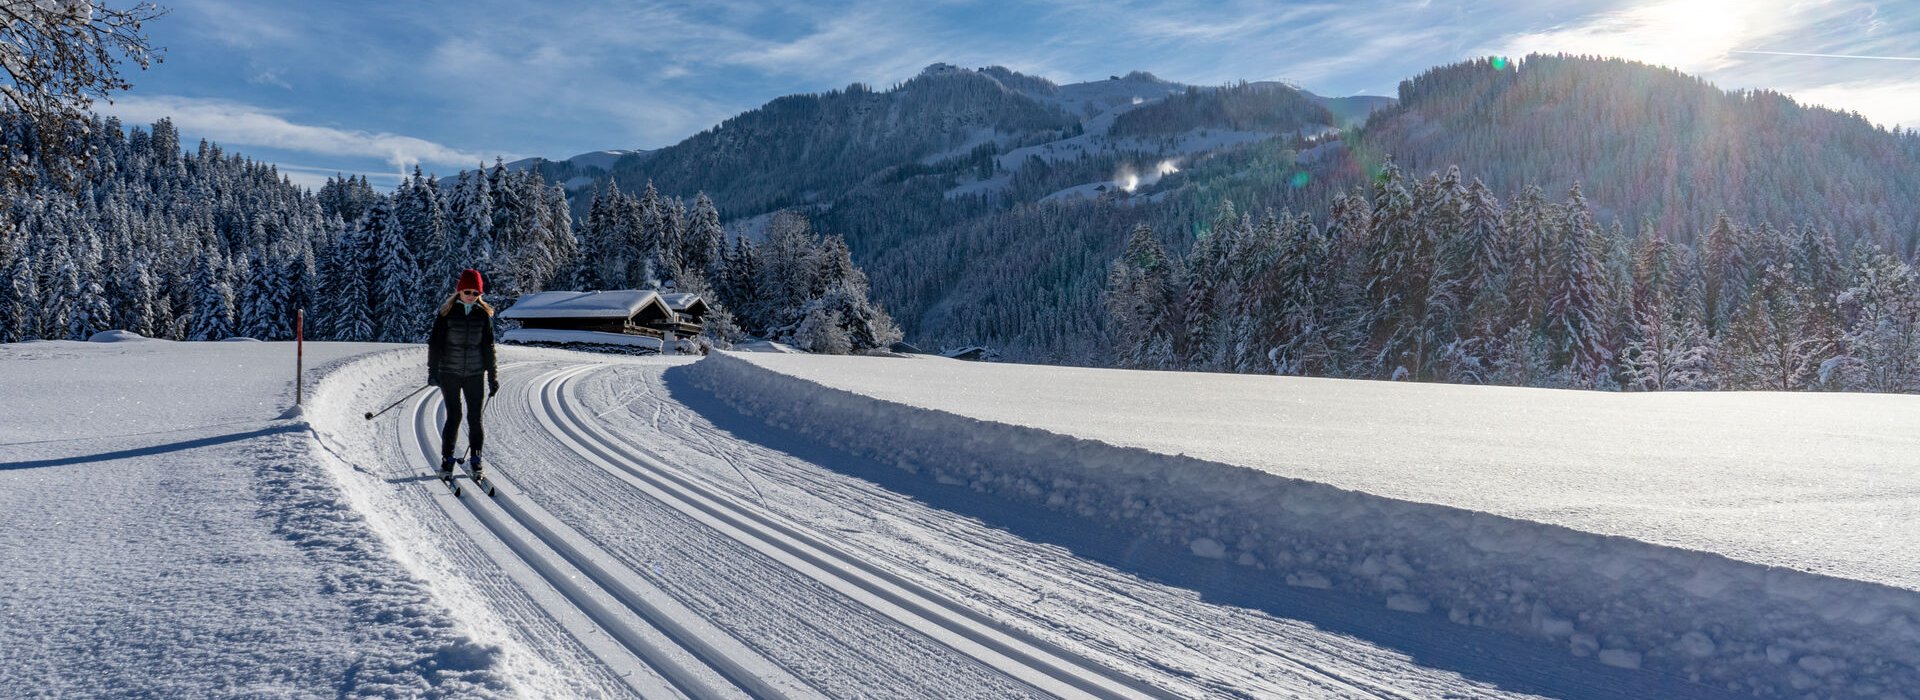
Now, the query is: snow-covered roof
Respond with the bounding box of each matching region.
[500,290,671,320]
[658,293,707,313]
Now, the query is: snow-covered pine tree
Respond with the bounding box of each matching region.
[634,181,664,288]
[1700,211,1746,337]
[1723,263,1828,390]
[1175,201,1236,371]
[397,168,452,299]
[658,195,687,284]
[1361,157,1428,379]
[793,306,851,354]
[0,239,32,342]
[540,182,577,290]
[589,181,630,289]
[72,280,113,339]
[1415,166,1468,379]
[363,198,420,342]
[683,192,725,283]
[1499,184,1552,337]
[187,253,235,341]
[1105,222,1178,369]
[716,234,761,327]
[1542,184,1614,386]
[800,238,901,352]
[107,255,153,337]
[1452,178,1506,326]
[1310,188,1376,378]
[284,244,316,333]
[1271,212,1339,376]
[239,253,289,340]
[1620,310,1711,391]
[488,158,522,255]
[1226,211,1282,373]
[319,227,374,342]
[1835,254,1920,392]
[448,167,493,274]
[36,239,77,340]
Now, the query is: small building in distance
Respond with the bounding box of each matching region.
[499,289,704,353]
[658,292,710,338]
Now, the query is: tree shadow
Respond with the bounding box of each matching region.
[0,423,305,470]
[660,366,1743,700]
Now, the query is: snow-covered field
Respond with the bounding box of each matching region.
[688,352,1920,699]
[2,338,1911,698]
[0,337,508,697]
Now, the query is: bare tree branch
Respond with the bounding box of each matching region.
[0,0,166,193]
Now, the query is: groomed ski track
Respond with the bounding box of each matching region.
[342,349,1746,698]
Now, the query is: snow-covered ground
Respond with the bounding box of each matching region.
[3,338,1907,698]
[0,337,508,697]
[688,352,1920,699]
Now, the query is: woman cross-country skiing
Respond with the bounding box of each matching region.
[427,268,499,481]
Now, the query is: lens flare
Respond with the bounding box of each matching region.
[1290,171,1311,188]
[1491,56,1509,71]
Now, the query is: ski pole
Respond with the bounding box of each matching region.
[364,384,435,420]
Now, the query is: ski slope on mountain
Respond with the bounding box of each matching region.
[0,338,1900,698]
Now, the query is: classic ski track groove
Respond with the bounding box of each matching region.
[538,362,1178,700]
[408,377,810,700]
[615,366,1418,700]
[401,388,683,698]
[383,386,646,698]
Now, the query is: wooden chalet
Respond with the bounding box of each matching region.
[500,290,705,340]
[657,292,710,338]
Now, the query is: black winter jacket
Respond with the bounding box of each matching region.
[428,304,496,378]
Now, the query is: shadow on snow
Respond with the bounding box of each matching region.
[660,365,1744,700]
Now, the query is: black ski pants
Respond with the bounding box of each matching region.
[438,372,486,460]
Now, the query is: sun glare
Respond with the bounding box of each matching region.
[1497,0,1783,74]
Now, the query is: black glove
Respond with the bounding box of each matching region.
[487,373,499,397]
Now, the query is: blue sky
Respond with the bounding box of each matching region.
[99,0,1919,191]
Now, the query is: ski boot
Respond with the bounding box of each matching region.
[440,455,456,478]
[469,452,484,483]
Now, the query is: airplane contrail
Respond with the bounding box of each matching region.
[1733,50,1920,61]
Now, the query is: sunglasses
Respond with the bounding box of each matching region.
[459,290,480,297]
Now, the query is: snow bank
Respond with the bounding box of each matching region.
[86,329,152,342]
[686,353,1920,699]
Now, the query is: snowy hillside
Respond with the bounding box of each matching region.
[3,338,1909,698]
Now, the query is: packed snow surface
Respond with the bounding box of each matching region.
[688,351,1920,699]
[0,339,508,697]
[709,352,1920,591]
[8,339,1912,698]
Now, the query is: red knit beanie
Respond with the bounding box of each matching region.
[457,268,484,293]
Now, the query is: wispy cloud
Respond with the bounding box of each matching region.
[127,0,1915,178]
[246,67,290,90]
[1479,0,1916,128]
[1785,78,1920,129]
[267,162,405,191]
[1732,49,1920,61]
[1486,0,1801,74]
[100,95,494,171]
